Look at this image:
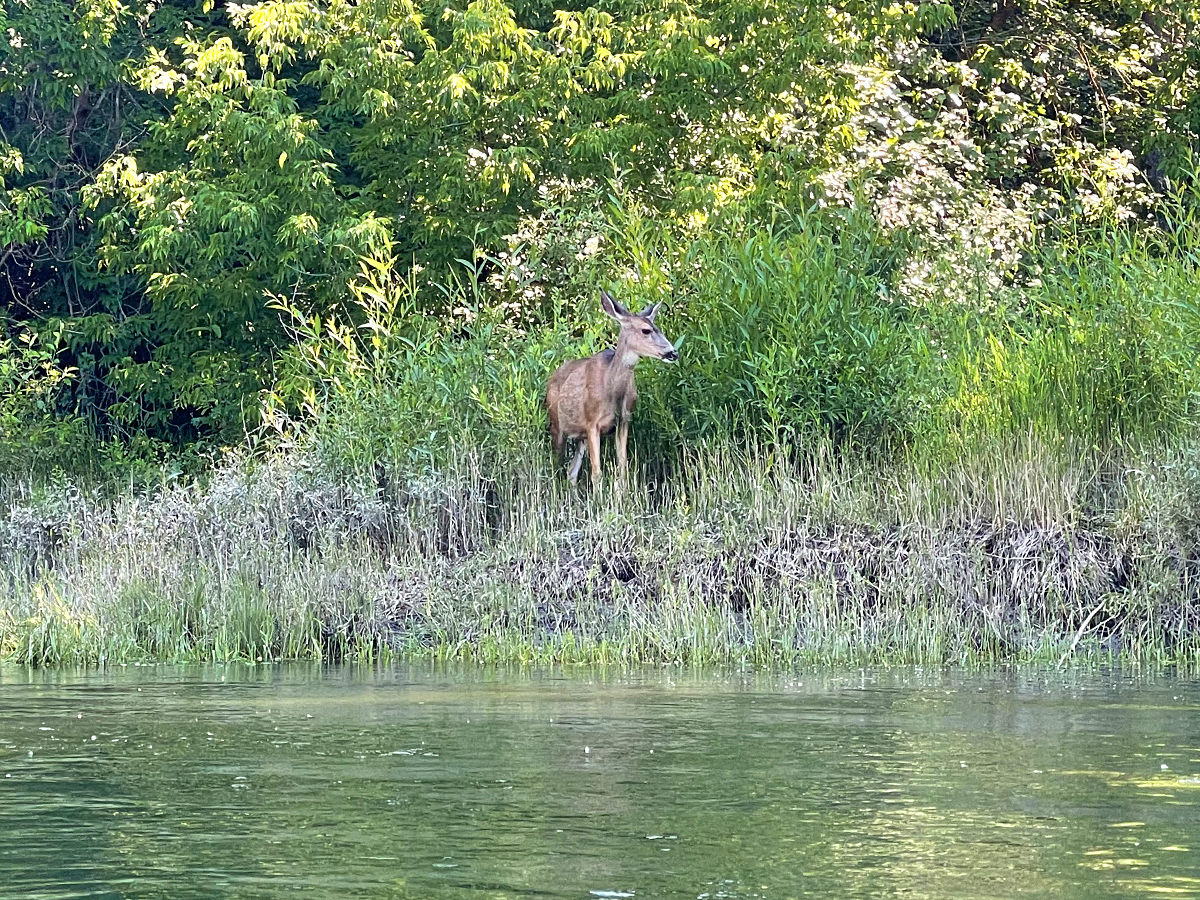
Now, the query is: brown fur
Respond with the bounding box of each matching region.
[546,290,677,483]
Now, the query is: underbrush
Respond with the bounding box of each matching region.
[263,199,1200,486]
[4,435,1200,667]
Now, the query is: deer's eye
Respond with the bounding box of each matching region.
[641,328,652,335]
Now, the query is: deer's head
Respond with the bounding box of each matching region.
[601,289,678,363]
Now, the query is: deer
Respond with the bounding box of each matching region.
[546,288,678,484]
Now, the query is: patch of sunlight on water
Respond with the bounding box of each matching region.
[0,664,1198,899]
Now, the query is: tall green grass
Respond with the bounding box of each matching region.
[925,228,1199,454]
[264,200,1199,486]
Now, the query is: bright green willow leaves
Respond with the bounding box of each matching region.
[231,0,917,258]
[83,33,390,435]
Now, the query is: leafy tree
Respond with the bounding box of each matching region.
[234,0,955,264]
[86,33,390,437]
[1,0,218,442]
[928,0,1199,207]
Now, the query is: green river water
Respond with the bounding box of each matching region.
[1,665,1198,899]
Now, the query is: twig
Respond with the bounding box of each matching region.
[1075,37,1110,139]
[1058,600,1104,668]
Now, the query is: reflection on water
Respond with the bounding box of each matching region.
[1,665,1198,899]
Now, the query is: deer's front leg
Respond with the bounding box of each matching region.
[587,426,602,482]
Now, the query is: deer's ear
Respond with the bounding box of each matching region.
[637,302,662,322]
[600,289,629,320]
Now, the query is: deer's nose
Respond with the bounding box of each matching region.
[663,349,679,362]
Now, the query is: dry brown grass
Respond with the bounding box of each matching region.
[3,437,1199,666]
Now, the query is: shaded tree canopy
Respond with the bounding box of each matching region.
[1,0,1197,451]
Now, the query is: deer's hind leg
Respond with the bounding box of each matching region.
[567,442,587,483]
[548,403,564,455]
[615,418,630,481]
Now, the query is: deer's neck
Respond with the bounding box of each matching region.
[609,333,641,375]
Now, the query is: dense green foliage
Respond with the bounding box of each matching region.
[1,0,1198,472]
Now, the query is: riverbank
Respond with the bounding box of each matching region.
[4,437,1199,667]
